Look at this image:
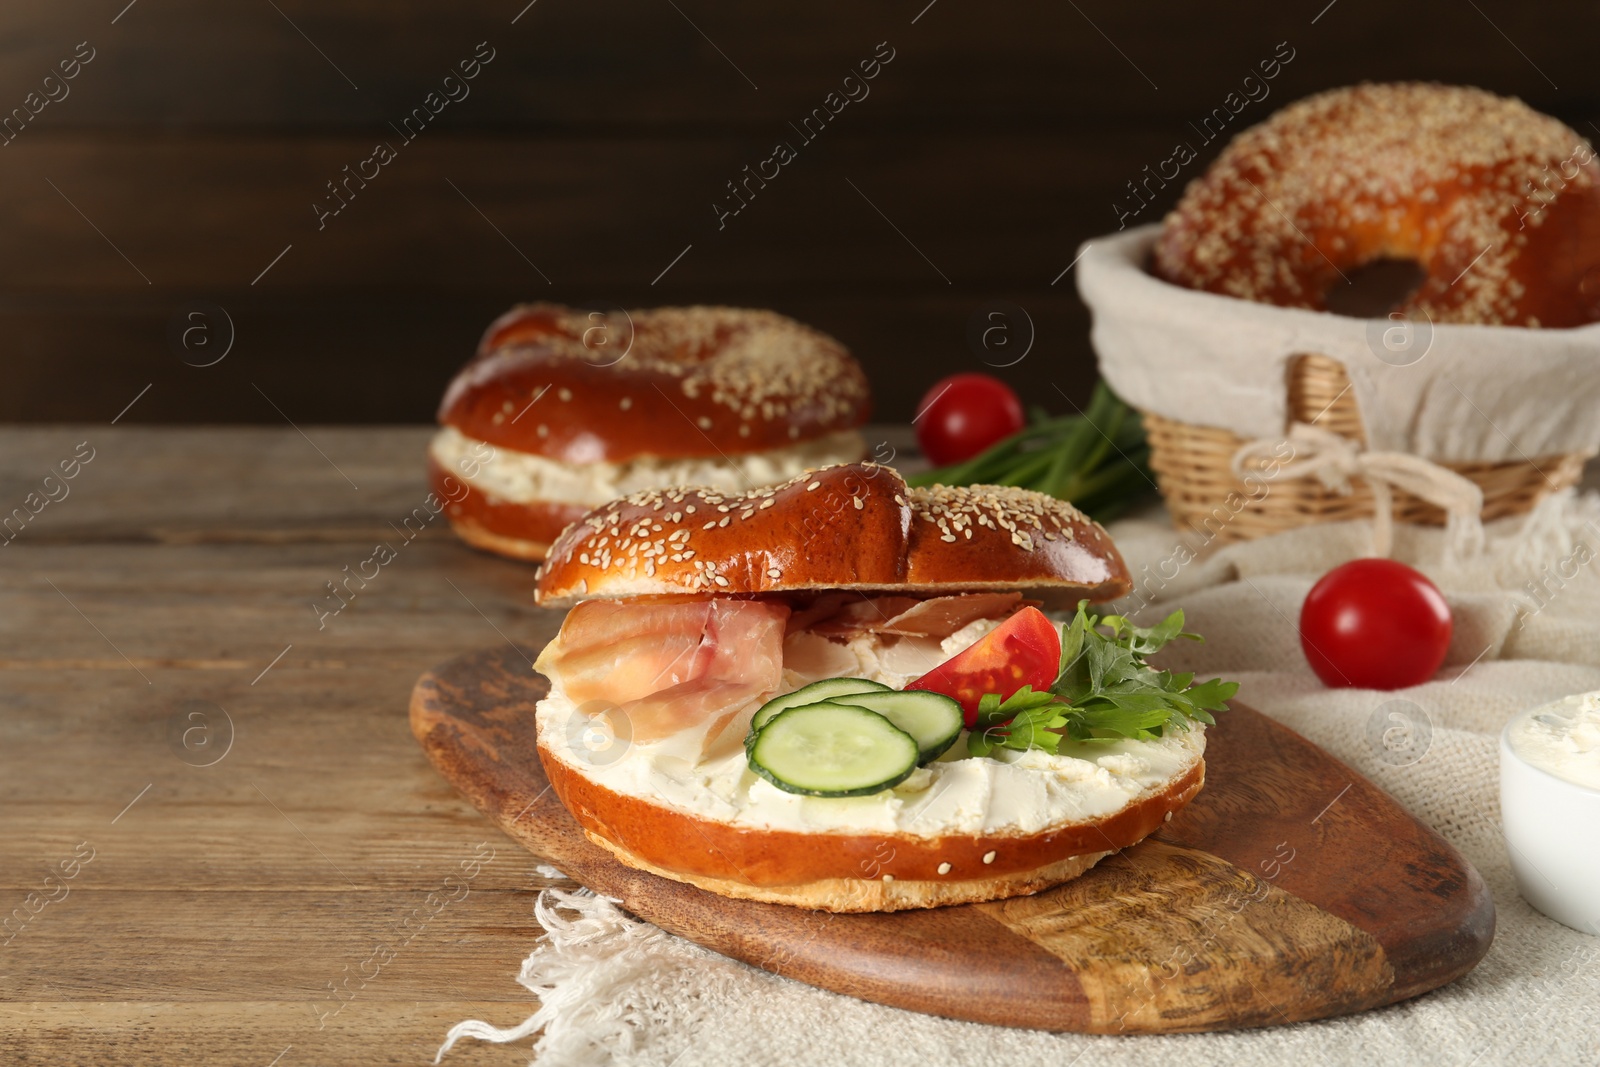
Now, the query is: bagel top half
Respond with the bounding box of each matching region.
[439,303,871,464]
[533,462,1132,606]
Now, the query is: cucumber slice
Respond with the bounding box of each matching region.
[748,677,891,736]
[747,702,919,797]
[827,689,965,764]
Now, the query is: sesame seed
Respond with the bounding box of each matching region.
[767,567,781,578]
[907,484,1085,549]
[881,874,894,883]
[806,481,821,491]
[982,851,996,864]
[620,397,632,410]
[937,862,951,875]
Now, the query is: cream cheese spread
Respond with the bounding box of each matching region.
[536,618,1206,838]
[1508,690,1600,791]
[431,425,866,508]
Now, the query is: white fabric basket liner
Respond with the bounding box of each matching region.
[1076,226,1600,464]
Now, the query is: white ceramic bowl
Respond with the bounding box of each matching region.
[1500,717,1600,935]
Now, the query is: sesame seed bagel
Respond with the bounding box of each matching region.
[434,304,871,562]
[442,303,871,462]
[1153,83,1600,327]
[533,463,1132,606]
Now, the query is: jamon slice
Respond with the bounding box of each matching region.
[874,592,1023,637]
[537,598,789,742]
[790,592,1024,641]
[616,678,766,749]
[783,592,855,635]
[543,620,704,707]
[806,596,922,637]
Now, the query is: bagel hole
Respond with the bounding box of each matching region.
[1325,258,1426,318]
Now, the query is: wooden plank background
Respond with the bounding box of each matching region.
[0,0,1595,425]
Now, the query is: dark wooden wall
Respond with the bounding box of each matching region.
[2,0,1595,425]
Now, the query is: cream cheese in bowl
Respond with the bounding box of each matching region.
[1501,690,1600,935]
[1506,691,1600,791]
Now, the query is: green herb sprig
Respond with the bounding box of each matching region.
[908,382,1154,523]
[966,602,1237,758]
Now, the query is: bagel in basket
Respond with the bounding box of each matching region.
[1154,82,1600,327]
[530,463,1232,911]
[430,304,871,561]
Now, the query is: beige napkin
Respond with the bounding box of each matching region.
[437,493,1600,1067]
[1078,226,1600,462]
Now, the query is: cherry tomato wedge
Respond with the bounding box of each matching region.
[906,606,1060,727]
[914,373,1026,467]
[1299,558,1453,690]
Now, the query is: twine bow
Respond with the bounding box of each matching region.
[1231,422,1485,557]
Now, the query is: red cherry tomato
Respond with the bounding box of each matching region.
[914,373,1025,466]
[1298,558,1452,690]
[906,606,1060,727]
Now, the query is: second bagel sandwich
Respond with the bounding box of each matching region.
[431,304,872,561]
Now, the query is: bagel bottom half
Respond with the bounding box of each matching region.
[429,455,588,562]
[536,731,1207,912]
[586,831,1119,911]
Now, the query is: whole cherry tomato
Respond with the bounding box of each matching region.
[1298,558,1452,690]
[906,606,1060,726]
[914,373,1025,466]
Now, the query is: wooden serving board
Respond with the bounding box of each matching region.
[410,644,1494,1034]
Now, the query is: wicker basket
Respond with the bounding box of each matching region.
[1143,353,1591,545]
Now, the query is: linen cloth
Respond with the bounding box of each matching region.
[437,493,1600,1067]
[1077,226,1600,462]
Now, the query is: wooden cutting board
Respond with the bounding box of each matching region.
[410,644,1494,1034]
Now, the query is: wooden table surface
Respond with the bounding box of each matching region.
[0,425,709,1066]
[5,425,1582,1064]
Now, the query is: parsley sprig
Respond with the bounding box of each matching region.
[966,602,1237,758]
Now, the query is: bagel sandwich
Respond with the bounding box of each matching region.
[431,304,871,561]
[530,463,1232,911]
